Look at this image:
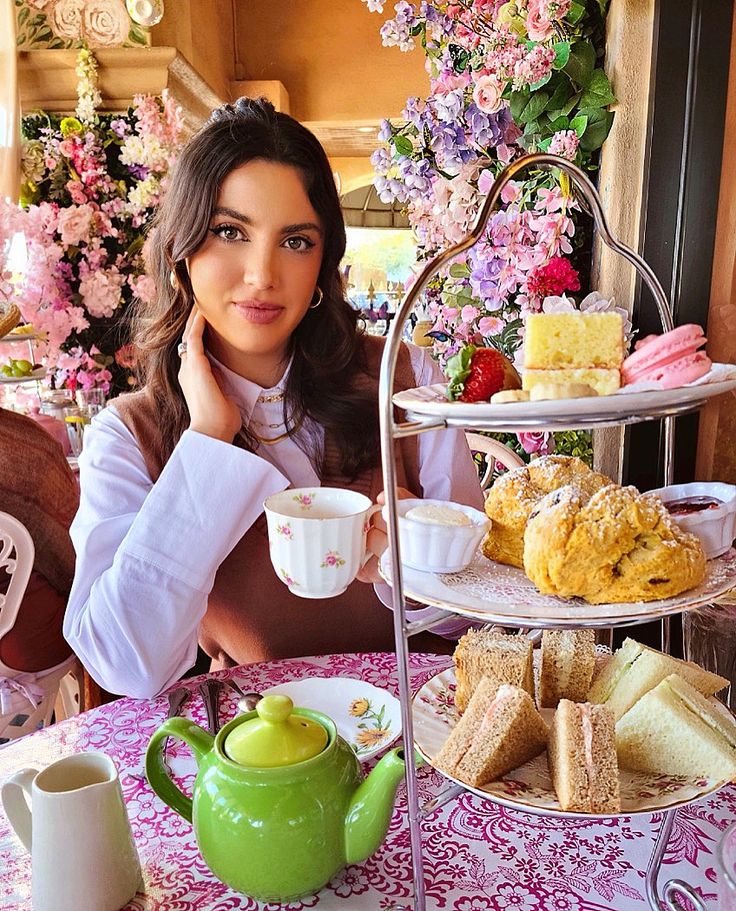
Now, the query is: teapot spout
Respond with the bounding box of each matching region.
[344,747,406,865]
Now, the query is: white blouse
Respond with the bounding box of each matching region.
[64,345,484,698]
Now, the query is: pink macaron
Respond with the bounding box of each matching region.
[621,323,712,389]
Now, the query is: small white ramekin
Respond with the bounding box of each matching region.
[648,481,736,559]
[383,498,490,573]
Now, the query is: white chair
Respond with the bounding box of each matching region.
[0,511,83,744]
[465,432,525,490]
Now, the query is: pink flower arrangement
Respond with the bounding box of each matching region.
[1,48,183,395]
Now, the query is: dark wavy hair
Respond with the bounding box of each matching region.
[133,96,378,477]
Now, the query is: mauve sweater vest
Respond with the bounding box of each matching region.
[113,335,445,668]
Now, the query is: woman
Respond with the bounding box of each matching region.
[64,98,483,699]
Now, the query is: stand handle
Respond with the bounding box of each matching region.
[646,809,710,911]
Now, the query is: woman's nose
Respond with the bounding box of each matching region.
[243,241,276,290]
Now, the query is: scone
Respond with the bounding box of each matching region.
[524,484,706,603]
[482,455,611,568]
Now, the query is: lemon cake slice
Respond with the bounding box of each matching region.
[524,312,624,369]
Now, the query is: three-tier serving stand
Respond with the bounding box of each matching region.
[378,153,736,911]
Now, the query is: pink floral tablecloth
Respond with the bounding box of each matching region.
[1,652,734,911]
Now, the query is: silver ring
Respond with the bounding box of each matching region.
[177,340,188,357]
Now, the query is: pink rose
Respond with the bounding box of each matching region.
[526,3,554,41]
[518,431,555,455]
[57,204,93,247]
[472,75,505,115]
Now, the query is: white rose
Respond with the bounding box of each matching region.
[49,0,84,39]
[81,0,130,48]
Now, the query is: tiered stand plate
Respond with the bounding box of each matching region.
[377,154,735,911]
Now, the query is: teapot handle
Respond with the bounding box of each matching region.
[145,718,213,823]
[0,767,38,852]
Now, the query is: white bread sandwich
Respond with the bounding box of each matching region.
[435,678,548,787]
[548,699,620,813]
[616,674,736,781]
[453,629,534,714]
[539,629,597,708]
[587,637,728,720]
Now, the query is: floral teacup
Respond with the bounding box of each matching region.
[264,488,380,599]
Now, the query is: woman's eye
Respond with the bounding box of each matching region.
[284,236,314,252]
[210,224,245,242]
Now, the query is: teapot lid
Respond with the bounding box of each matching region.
[224,694,328,767]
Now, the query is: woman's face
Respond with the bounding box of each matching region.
[187,159,324,384]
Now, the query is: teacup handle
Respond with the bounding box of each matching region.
[145,718,213,823]
[361,504,383,567]
[1,767,39,852]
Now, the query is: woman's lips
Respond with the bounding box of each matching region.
[233,301,283,325]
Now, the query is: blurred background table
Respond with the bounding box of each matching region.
[0,652,733,910]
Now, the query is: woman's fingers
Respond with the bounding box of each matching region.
[185,309,207,356]
[182,302,198,339]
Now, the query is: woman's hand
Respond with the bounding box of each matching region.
[178,307,242,443]
[356,487,417,585]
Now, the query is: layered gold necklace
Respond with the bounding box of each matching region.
[245,390,302,446]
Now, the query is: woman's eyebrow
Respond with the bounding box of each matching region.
[212,206,322,235]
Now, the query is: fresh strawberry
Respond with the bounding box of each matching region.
[446,345,521,402]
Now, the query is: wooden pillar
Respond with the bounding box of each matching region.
[591,0,657,482]
[696,4,736,482]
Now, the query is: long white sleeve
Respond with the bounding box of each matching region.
[64,412,290,698]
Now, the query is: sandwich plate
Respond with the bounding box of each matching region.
[413,667,730,818]
[380,548,736,629]
[392,366,736,431]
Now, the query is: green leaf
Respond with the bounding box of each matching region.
[48,37,65,49]
[528,72,552,91]
[569,114,588,137]
[579,68,616,108]
[552,41,571,70]
[128,25,148,46]
[538,137,553,151]
[509,90,529,123]
[17,5,29,26]
[393,135,413,157]
[560,91,581,117]
[519,91,550,124]
[578,107,614,151]
[563,41,596,88]
[567,1,586,24]
[547,115,570,132]
[448,263,470,279]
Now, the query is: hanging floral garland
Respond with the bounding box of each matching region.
[2,47,183,396]
[364,0,618,458]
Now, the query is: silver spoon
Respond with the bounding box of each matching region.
[225,678,262,713]
[198,679,222,735]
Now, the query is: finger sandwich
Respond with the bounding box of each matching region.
[435,678,548,787]
[616,674,736,781]
[548,699,620,813]
[453,629,534,714]
[539,629,597,708]
[587,637,728,720]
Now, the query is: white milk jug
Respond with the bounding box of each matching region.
[1,752,142,911]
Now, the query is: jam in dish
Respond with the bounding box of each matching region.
[665,496,723,516]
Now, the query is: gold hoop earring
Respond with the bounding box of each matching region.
[309,287,323,309]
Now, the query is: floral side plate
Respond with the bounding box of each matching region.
[263,677,402,761]
[413,666,729,819]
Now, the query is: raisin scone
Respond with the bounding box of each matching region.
[523,484,706,603]
[482,455,611,568]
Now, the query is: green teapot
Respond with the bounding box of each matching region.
[145,693,407,901]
